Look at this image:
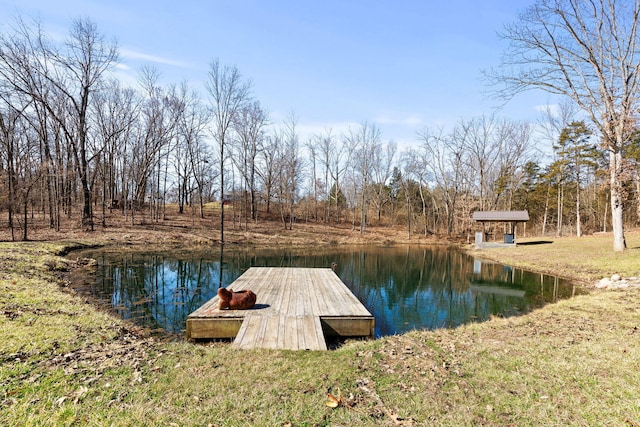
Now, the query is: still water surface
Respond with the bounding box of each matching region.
[76,245,578,338]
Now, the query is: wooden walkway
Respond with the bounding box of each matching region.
[186,267,374,350]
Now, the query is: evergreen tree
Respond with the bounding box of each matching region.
[558,121,596,237]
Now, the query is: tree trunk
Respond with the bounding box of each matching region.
[610,151,626,251]
[250,164,256,221]
[556,178,563,237]
[635,171,640,226]
[7,138,15,241]
[23,197,29,241]
[542,183,550,236]
[220,145,225,242]
[576,178,581,238]
[405,186,411,240]
[360,180,366,234]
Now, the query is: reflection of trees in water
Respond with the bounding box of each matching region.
[92,252,225,333]
[81,245,576,338]
[337,247,479,335]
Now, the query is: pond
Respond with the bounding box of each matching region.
[74,245,579,339]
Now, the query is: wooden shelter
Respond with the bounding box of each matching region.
[472,210,529,248]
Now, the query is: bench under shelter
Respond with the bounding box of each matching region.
[472,210,530,248]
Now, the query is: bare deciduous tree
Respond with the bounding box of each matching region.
[345,122,381,234]
[369,140,396,224]
[93,79,139,226]
[402,148,434,236]
[417,126,468,236]
[317,129,347,223]
[232,100,267,225]
[205,59,251,242]
[0,17,118,230]
[274,114,302,230]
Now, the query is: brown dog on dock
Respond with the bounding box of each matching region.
[217,288,257,310]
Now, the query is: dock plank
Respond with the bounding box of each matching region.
[232,314,327,350]
[282,315,296,349]
[302,314,327,350]
[233,314,262,350]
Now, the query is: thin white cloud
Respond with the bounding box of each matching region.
[534,103,560,116]
[267,120,360,142]
[119,47,192,68]
[110,67,139,89]
[296,121,361,141]
[374,113,425,127]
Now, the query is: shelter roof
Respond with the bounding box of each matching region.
[472,210,530,222]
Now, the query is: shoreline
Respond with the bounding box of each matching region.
[5,222,639,288]
[2,229,640,424]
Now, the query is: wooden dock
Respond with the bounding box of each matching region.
[186,267,374,350]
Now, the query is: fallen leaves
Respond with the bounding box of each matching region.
[325,388,343,408]
[357,379,415,426]
[326,386,355,409]
[30,326,165,410]
[325,379,415,426]
[41,325,162,393]
[54,386,89,407]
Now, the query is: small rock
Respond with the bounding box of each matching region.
[611,274,622,282]
[596,278,611,288]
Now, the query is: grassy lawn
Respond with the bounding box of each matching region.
[1,234,639,426]
[470,230,640,283]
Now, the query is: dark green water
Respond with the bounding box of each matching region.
[75,245,579,338]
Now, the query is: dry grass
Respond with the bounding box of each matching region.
[380,291,640,425]
[2,221,640,425]
[0,205,440,249]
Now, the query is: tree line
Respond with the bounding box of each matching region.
[1,4,640,250]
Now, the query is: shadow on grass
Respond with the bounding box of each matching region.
[518,240,554,246]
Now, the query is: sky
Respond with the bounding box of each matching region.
[0,0,556,149]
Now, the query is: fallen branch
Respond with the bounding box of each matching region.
[357,378,414,426]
